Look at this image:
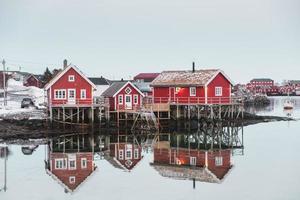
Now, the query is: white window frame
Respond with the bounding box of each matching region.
[133,94,138,105]
[134,149,139,159]
[69,159,77,170]
[118,95,123,104]
[80,89,87,99]
[55,158,67,170]
[69,176,76,184]
[54,89,66,100]
[190,157,197,166]
[215,87,223,96]
[81,158,87,169]
[126,149,132,159]
[215,156,223,166]
[68,75,75,82]
[119,149,124,160]
[190,87,196,97]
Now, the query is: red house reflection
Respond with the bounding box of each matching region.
[45,135,97,193]
[105,135,143,172]
[151,141,233,183]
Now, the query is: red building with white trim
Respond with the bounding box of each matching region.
[150,68,234,104]
[102,81,144,111]
[23,74,44,88]
[44,65,97,107]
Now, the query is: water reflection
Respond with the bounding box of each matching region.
[105,134,144,172]
[0,121,245,194]
[45,134,97,193]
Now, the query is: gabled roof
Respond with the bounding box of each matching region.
[101,81,145,97]
[151,69,233,87]
[88,76,111,85]
[134,73,160,80]
[25,74,44,82]
[44,65,97,90]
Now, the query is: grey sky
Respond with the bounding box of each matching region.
[0,0,299,83]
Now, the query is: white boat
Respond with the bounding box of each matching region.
[283,99,294,110]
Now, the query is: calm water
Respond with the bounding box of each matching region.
[0,97,300,200]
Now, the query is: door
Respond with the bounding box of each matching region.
[68,89,76,104]
[170,87,176,103]
[125,95,132,109]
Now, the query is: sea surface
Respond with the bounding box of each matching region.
[0,97,300,200]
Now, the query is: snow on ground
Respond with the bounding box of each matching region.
[0,79,46,119]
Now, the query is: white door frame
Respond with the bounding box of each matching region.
[125,94,132,109]
[68,89,76,104]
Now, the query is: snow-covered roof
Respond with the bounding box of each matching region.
[151,163,221,183]
[151,69,233,87]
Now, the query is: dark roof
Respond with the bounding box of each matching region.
[134,73,160,80]
[88,77,110,85]
[101,82,127,97]
[250,78,273,82]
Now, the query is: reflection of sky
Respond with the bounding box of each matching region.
[1,100,300,199]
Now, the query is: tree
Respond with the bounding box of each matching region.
[43,67,53,84]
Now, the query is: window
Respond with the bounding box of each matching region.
[119,150,124,160]
[215,87,223,96]
[126,149,132,159]
[68,89,75,98]
[215,156,223,166]
[190,87,196,96]
[69,159,76,170]
[69,176,76,184]
[68,75,75,82]
[54,90,66,99]
[190,157,197,166]
[55,159,67,169]
[134,95,138,105]
[80,89,86,99]
[118,95,123,104]
[125,87,132,94]
[134,149,139,159]
[81,158,87,169]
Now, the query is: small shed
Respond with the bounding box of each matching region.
[102,81,144,111]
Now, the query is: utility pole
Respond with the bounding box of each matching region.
[4,146,7,192]
[2,59,7,106]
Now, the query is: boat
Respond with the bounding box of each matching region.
[283,99,294,110]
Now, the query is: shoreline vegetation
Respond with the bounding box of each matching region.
[0,112,295,141]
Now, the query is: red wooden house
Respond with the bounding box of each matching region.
[106,139,143,172]
[46,152,96,193]
[151,141,233,183]
[102,81,144,111]
[150,67,234,105]
[23,74,44,88]
[44,65,97,107]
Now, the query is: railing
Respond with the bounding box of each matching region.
[143,96,243,105]
[49,97,109,107]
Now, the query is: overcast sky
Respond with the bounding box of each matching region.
[0,0,299,83]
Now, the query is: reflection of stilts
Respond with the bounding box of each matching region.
[131,110,159,131]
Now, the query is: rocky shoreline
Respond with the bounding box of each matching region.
[0,112,295,141]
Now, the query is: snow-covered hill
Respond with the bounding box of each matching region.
[0,79,46,119]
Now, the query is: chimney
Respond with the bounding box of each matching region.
[192,62,195,73]
[63,59,68,69]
